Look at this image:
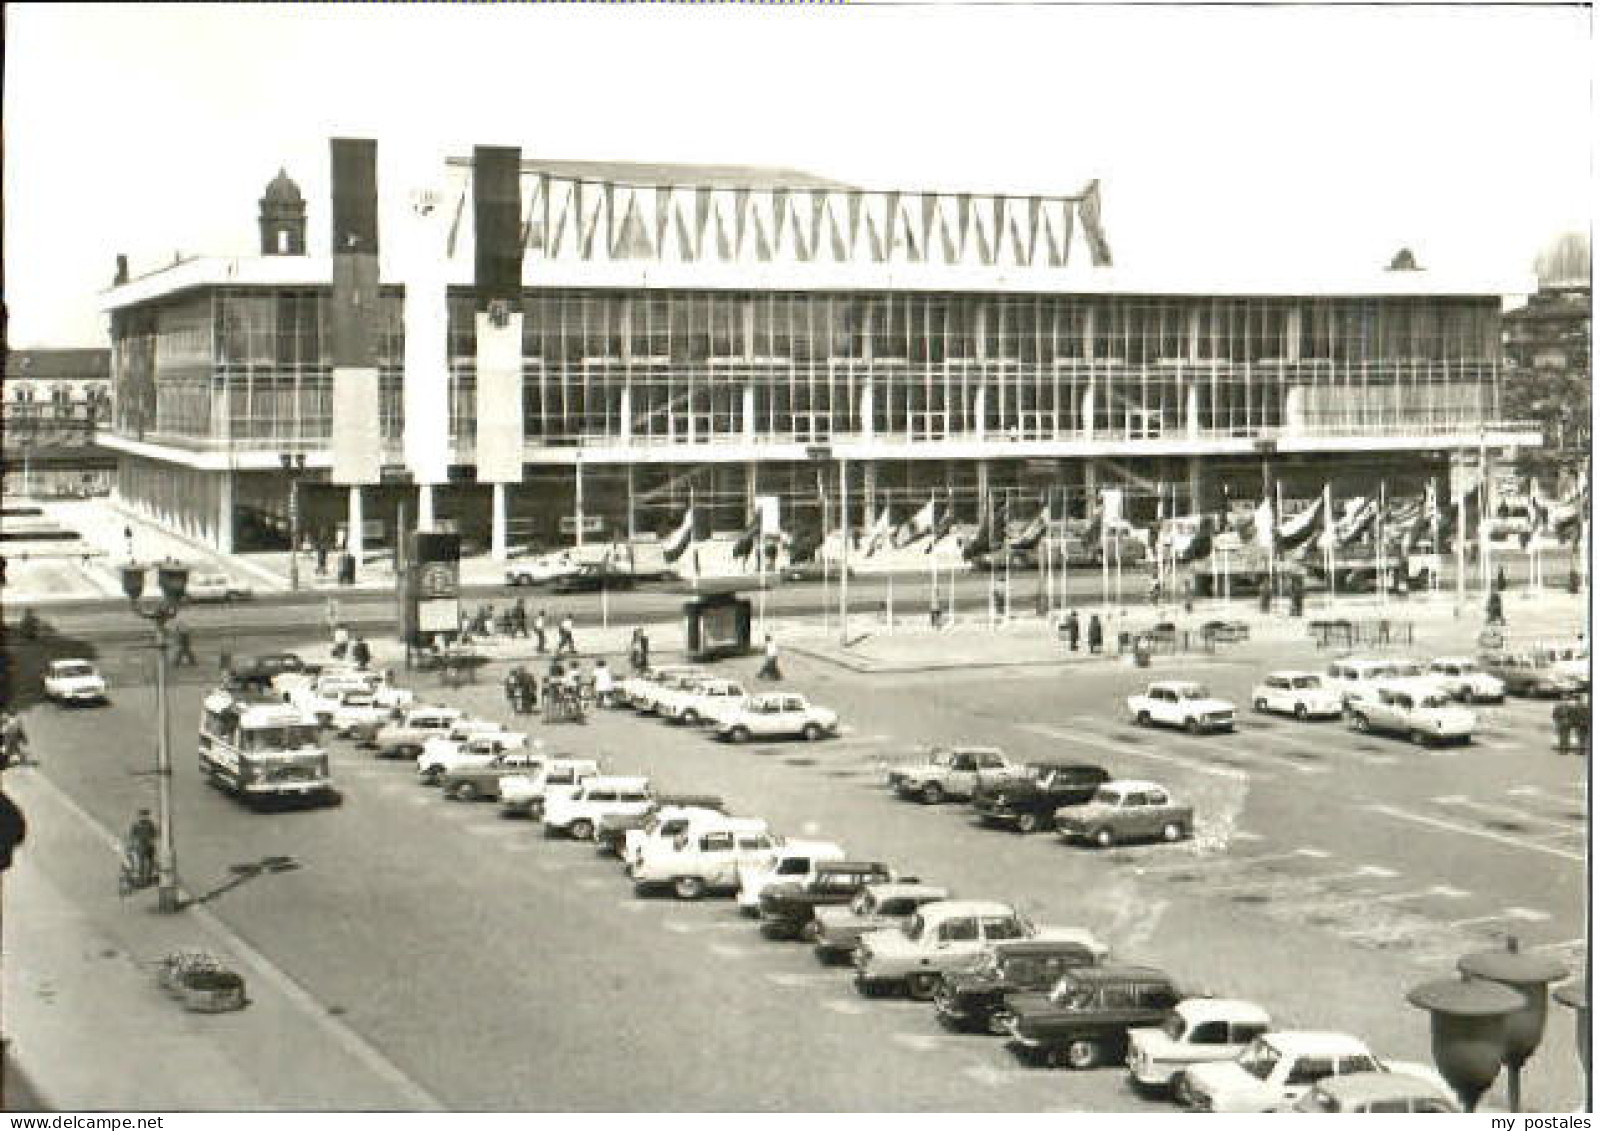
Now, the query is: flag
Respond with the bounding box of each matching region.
[926,498,956,553]
[787,524,823,564]
[964,498,1007,562]
[731,512,763,563]
[661,507,695,563]
[894,497,937,548]
[1274,495,1324,554]
[1177,516,1214,563]
[1330,497,1379,548]
[863,506,894,557]
[1010,503,1049,552]
[1253,498,1275,552]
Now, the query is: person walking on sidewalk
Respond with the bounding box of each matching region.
[333,623,351,660]
[1,711,31,769]
[351,635,372,671]
[127,808,158,886]
[512,598,529,638]
[533,610,548,654]
[1064,610,1081,653]
[757,634,783,681]
[173,623,198,667]
[1087,614,1104,655]
[556,614,578,657]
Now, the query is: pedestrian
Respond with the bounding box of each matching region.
[124,525,135,561]
[512,598,529,638]
[930,600,943,629]
[534,609,548,654]
[1486,590,1505,626]
[1087,614,1103,655]
[1148,576,1161,605]
[505,667,522,711]
[593,659,614,708]
[1495,565,1508,593]
[1554,699,1574,754]
[333,623,350,660]
[1065,610,1081,652]
[757,634,782,681]
[173,623,197,667]
[315,539,329,577]
[127,808,159,886]
[557,613,577,657]
[351,635,372,670]
[1,711,30,768]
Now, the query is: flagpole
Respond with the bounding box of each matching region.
[1324,483,1335,610]
[1456,481,1467,613]
[819,469,830,639]
[838,457,850,647]
[1377,480,1388,611]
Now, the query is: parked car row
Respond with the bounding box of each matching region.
[612,665,842,744]
[284,645,1459,1113]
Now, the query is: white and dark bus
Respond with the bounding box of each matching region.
[199,688,336,806]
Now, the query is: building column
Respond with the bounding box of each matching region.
[1188,455,1206,515]
[347,486,364,571]
[573,460,586,548]
[490,482,508,561]
[973,386,987,441]
[1186,381,1200,440]
[864,461,878,525]
[417,484,435,530]
[1081,380,1096,440]
[217,471,234,554]
[860,378,874,440]
[977,459,991,508]
[620,385,633,446]
[626,463,637,540]
[746,461,758,513]
[743,385,756,441]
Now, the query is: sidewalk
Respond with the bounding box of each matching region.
[1,769,442,1111]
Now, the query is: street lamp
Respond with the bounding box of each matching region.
[279,453,307,592]
[1407,972,1523,1112]
[1459,936,1569,1113]
[121,558,190,913]
[1553,974,1589,1086]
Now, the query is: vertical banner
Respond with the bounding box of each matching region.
[330,138,382,486]
[403,180,454,487]
[473,145,525,483]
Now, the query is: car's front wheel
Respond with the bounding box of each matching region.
[1293,703,1309,721]
[906,972,940,1001]
[1135,710,1152,727]
[674,876,706,900]
[1017,811,1043,834]
[801,722,824,742]
[1411,729,1432,748]
[1253,698,1268,713]
[1161,821,1186,842]
[569,818,594,841]
[681,709,699,726]
[1183,717,1201,736]
[1351,714,1371,733]
[920,782,945,805]
[453,782,480,801]
[1061,1039,1101,1070]
[728,726,751,745]
[1093,827,1116,849]
[421,766,442,785]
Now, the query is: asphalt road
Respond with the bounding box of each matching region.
[17,623,1589,1111]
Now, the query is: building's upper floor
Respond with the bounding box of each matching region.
[3,349,111,421]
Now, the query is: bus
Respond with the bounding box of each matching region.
[199,687,337,806]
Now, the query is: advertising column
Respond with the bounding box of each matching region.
[472,146,526,561]
[329,138,383,575]
[403,169,454,529]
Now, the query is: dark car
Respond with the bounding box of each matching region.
[972,761,1110,833]
[552,563,636,594]
[1480,651,1583,698]
[758,861,896,940]
[595,794,727,856]
[229,652,306,690]
[933,939,1101,1034]
[1002,964,1181,1069]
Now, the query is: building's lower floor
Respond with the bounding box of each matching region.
[113,447,1478,559]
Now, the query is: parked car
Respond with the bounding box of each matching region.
[636,670,707,716]
[185,571,253,603]
[1001,964,1181,1069]
[504,551,578,587]
[1125,998,1274,1091]
[1537,644,1590,690]
[1322,658,1408,706]
[614,801,733,867]
[1292,1070,1461,1113]
[629,818,779,900]
[886,746,1022,805]
[1345,679,1475,746]
[370,705,466,758]
[1480,651,1585,698]
[551,563,635,594]
[1056,780,1193,848]
[1425,657,1506,703]
[1249,671,1343,721]
[415,725,520,781]
[735,841,847,917]
[1126,681,1236,734]
[971,761,1110,832]
[1177,1031,1389,1112]
[1200,620,1250,644]
[663,678,748,726]
[757,860,897,940]
[542,775,654,840]
[618,665,700,710]
[810,882,952,964]
[716,693,839,743]
[854,899,1105,1000]
[42,658,108,705]
[934,938,1103,1034]
[228,652,306,690]
[439,750,547,801]
[498,757,602,818]
[596,794,726,857]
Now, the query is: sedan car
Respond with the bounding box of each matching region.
[1125,998,1273,1091]
[1346,679,1475,746]
[551,563,635,594]
[810,882,951,964]
[934,938,1102,1034]
[1292,1070,1461,1113]
[716,693,838,743]
[1177,1031,1419,1113]
[43,658,108,705]
[1249,671,1343,721]
[184,571,253,603]
[1002,964,1181,1069]
[1425,657,1506,704]
[1056,780,1193,848]
[971,761,1110,833]
[1480,651,1584,698]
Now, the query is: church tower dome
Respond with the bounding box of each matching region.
[259,168,307,255]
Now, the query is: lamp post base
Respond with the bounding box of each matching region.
[157,884,182,914]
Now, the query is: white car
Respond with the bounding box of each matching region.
[542,775,654,840]
[1426,657,1507,703]
[620,805,738,871]
[1178,1031,1441,1113]
[416,731,528,783]
[664,678,748,726]
[630,817,779,900]
[1346,679,1476,746]
[1126,999,1273,1090]
[505,550,578,587]
[1322,658,1406,706]
[638,671,708,716]
[1126,681,1236,734]
[185,571,253,603]
[499,757,602,818]
[618,666,699,711]
[854,899,1107,1000]
[716,693,839,743]
[43,659,108,705]
[369,705,465,757]
[734,840,846,916]
[1249,671,1343,721]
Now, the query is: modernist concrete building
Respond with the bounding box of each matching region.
[101,142,1538,562]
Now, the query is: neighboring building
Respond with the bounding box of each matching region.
[100,142,1538,558]
[2,349,115,497]
[1502,233,1590,487]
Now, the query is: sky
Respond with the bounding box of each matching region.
[3,2,1591,348]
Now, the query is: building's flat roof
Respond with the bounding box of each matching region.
[446,156,858,192]
[4,349,110,382]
